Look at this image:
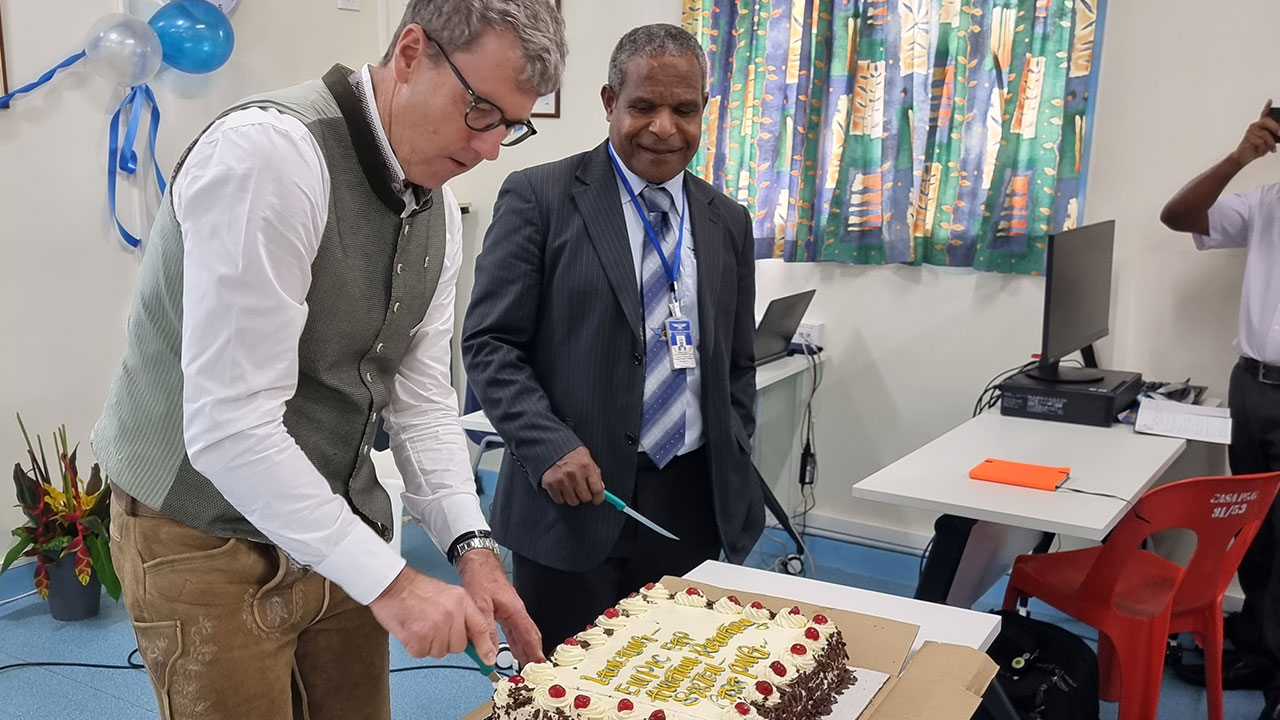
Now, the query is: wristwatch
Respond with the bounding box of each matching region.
[448,530,500,566]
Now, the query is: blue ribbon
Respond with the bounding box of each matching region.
[0,50,85,109]
[107,84,165,248]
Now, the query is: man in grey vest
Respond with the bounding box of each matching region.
[92,2,565,717]
[462,24,763,656]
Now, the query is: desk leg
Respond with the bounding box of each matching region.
[945,522,1046,608]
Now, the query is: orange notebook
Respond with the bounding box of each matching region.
[969,458,1070,491]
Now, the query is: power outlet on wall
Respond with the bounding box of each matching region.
[792,321,825,348]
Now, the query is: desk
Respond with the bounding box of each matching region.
[459,353,820,435]
[686,560,1001,654]
[851,412,1187,606]
[461,354,821,532]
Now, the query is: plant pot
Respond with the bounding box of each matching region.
[44,554,101,621]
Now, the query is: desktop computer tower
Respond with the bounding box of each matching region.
[999,369,1143,427]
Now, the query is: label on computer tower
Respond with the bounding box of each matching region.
[1025,394,1067,416]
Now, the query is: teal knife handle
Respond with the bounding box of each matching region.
[465,643,496,676]
[603,490,625,511]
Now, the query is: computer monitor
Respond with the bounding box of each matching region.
[1026,220,1115,383]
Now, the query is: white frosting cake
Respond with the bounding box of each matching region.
[489,582,854,720]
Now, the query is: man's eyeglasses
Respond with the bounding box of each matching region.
[429,36,537,147]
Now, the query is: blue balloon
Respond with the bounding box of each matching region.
[148,0,234,74]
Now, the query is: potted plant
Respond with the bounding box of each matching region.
[1,415,121,620]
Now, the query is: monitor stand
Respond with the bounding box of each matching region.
[1026,360,1105,383]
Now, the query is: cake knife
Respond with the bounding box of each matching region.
[464,643,502,684]
[603,490,680,541]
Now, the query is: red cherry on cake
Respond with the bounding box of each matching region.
[628,592,640,598]
[805,627,821,641]
[648,711,666,720]
[813,614,829,625]
[789,606,802,615]
[604,607,621,619]
[727,595,741,605]
[791,643,808,656]
[685,587,702,596]
[754,680,774,697]
[563,637,580,647]
[574,695,591,709]
[618,699,635,712]
[645,582,656,590]
[585,623,596,630]
[770,660,787,677]
[735,701,753,715]
[750,601,765,610]
[548,684,567,699]
[509,675,525,685]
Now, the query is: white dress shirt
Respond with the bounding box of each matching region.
[174,65,485,605]
[1195,182,1280,364]
[609,143,704,455]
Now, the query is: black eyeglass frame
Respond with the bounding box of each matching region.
[427,34,537,147]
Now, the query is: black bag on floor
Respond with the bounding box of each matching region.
[973,610,1100,720]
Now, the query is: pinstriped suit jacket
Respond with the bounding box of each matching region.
[461,141,764,572]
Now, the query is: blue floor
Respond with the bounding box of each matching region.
[0,471,1265,719]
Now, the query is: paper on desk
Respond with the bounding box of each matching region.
[830,667,891,720]
[1134,397,1232,444]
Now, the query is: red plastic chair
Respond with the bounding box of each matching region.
[1002,472,1280,720]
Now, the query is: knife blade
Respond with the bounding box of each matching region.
[603,490,680,541]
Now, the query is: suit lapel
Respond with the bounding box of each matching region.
[687,174,722,352]
[573,143,643,340]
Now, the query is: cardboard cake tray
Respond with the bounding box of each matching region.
[463,576,996,720]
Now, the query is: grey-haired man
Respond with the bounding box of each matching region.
[93,2,565,717]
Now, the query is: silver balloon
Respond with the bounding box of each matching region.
[84,13,163,87]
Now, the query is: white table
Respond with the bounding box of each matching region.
[685,560,1000,654]
[851,412,1187,606]
[459,354,820,435]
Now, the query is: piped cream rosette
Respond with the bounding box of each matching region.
[552,639,587,667]
[617,594,651,615]
[712,594,744,615]
[577,625,610,648]
[674,587,709,608]
[640,581,673,601]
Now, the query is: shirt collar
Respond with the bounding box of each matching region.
[355,64,427,212]
[608,141,685,209]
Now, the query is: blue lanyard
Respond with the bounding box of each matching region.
[607,146,687,290]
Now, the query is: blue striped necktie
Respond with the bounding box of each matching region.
[638,185,685,469]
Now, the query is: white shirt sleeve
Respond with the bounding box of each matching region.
[385,186,489,554]
[176,108,406,606]
[1195,187,1259,250]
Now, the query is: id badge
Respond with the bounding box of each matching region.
[665,318,696,370]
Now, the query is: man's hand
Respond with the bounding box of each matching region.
[457,549,545,666]
[1161,101,1276,234]
[1232,100,1280,168]
[541,446,605,506]
[369,566,497,662]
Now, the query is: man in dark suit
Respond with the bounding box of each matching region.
[462,23,763,654]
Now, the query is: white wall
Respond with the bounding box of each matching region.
[0,0,382,548]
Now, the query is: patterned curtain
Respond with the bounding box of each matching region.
[683,0,1103,274]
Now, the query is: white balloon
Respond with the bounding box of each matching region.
[209,0,240,15]
[84,13,163,88]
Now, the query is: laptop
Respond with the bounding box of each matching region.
[753,289,817,367]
